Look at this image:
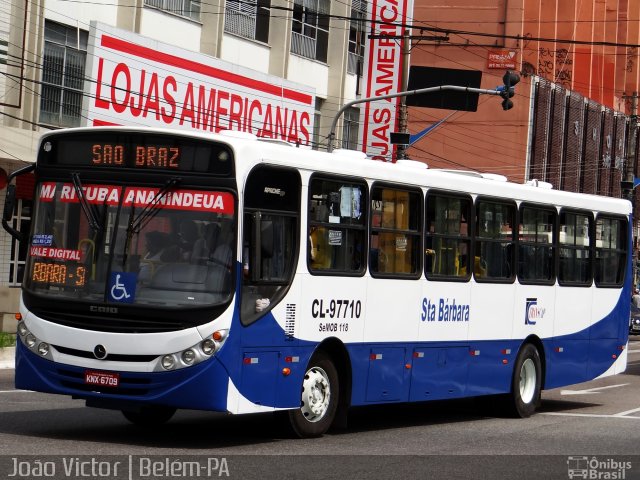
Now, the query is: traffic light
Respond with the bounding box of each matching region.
[500,70,520,111]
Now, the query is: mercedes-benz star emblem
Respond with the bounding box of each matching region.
[93,344,107,360]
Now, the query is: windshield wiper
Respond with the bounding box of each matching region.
[71,172,101,232]
[128,177,181,234]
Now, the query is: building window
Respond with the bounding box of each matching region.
[341,107,359,150]
[9,199,32,286]
[225,0,270,42]
[291,0,330,62]
[144,0,201,21]
[40,21,87,127]
[348,0,366,75]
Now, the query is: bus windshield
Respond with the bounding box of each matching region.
[25,179,236,308]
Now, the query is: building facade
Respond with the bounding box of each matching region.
[0,0,367,327]
[407,0,640,184]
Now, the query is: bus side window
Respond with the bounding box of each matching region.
[425,192,471,280]
[307,176,367,275]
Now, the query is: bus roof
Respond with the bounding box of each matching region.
[39,126,632,216]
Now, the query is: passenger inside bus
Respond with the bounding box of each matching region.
[138,231,179,283]
[177,220,200,262]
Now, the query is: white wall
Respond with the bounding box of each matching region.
[287,54,329,99]
[139,8,201,52]
[221,34,270,74]
[45,0,117,31]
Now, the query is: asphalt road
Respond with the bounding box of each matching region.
[1,339,640,479]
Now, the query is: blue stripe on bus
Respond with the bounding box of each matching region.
[15,262,631,411]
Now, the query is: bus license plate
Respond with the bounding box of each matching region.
[84,370,120,388]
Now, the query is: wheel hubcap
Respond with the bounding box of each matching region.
[519,358,537,404]
[300,366,331,423]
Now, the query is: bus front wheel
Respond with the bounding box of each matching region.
[288,351,339,438]
[507,343,542,418]
[122,406,176,427]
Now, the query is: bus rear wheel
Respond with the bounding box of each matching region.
[122,406,176,427]
[506,343,542,418]
[288,351,338,438]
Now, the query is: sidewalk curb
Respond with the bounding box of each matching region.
[0,347,15,369]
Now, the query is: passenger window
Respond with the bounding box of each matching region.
[425,193,471,280]
[370,185,421,277]
[595,216,626,286]
[518,205,556,284]
[475,200,515,282]
[308,176,366,275]
[558,211,592,286]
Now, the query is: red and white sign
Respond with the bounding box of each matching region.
[84,23,315,145]
[359,0,413,162]
[38,183,234,214]
[487,50,517,70]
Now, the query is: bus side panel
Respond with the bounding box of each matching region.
[409,346,469,400]
[543,339,589,389]
[464,339,517,396]
[544,286,592,389]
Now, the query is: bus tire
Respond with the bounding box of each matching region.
[122,406,176,427]
[288,351,339,438]
[507,343,542,418]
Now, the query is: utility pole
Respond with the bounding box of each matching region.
[396,30,411,160]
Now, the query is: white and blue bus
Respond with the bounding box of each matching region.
[3,126,631,437]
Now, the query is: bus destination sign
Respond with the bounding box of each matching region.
[39,132,233,175]
[91,144,180,169]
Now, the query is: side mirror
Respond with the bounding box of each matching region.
[1,163,35,242]
[2,184,16,223]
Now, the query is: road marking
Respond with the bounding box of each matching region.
[0,389,29,394]
[542,412,640,419]
[613,406,640,417]
[560,383,629,395]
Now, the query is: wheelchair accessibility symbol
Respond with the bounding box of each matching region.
[108,272,136,303]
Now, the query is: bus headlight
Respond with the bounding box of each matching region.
[37,343,50,356]
[17,321,28,337]
[154,330,229,372]
[201,339,216,355]
[25,334,36,348]
[161,355,176,370]
[181,349,196,365]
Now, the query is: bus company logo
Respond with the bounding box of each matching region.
[421,297,470,323]
[525,298,545,325]
[567,456,631,479]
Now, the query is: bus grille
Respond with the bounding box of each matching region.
[53,345,158,362]
[35,310,187,333]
